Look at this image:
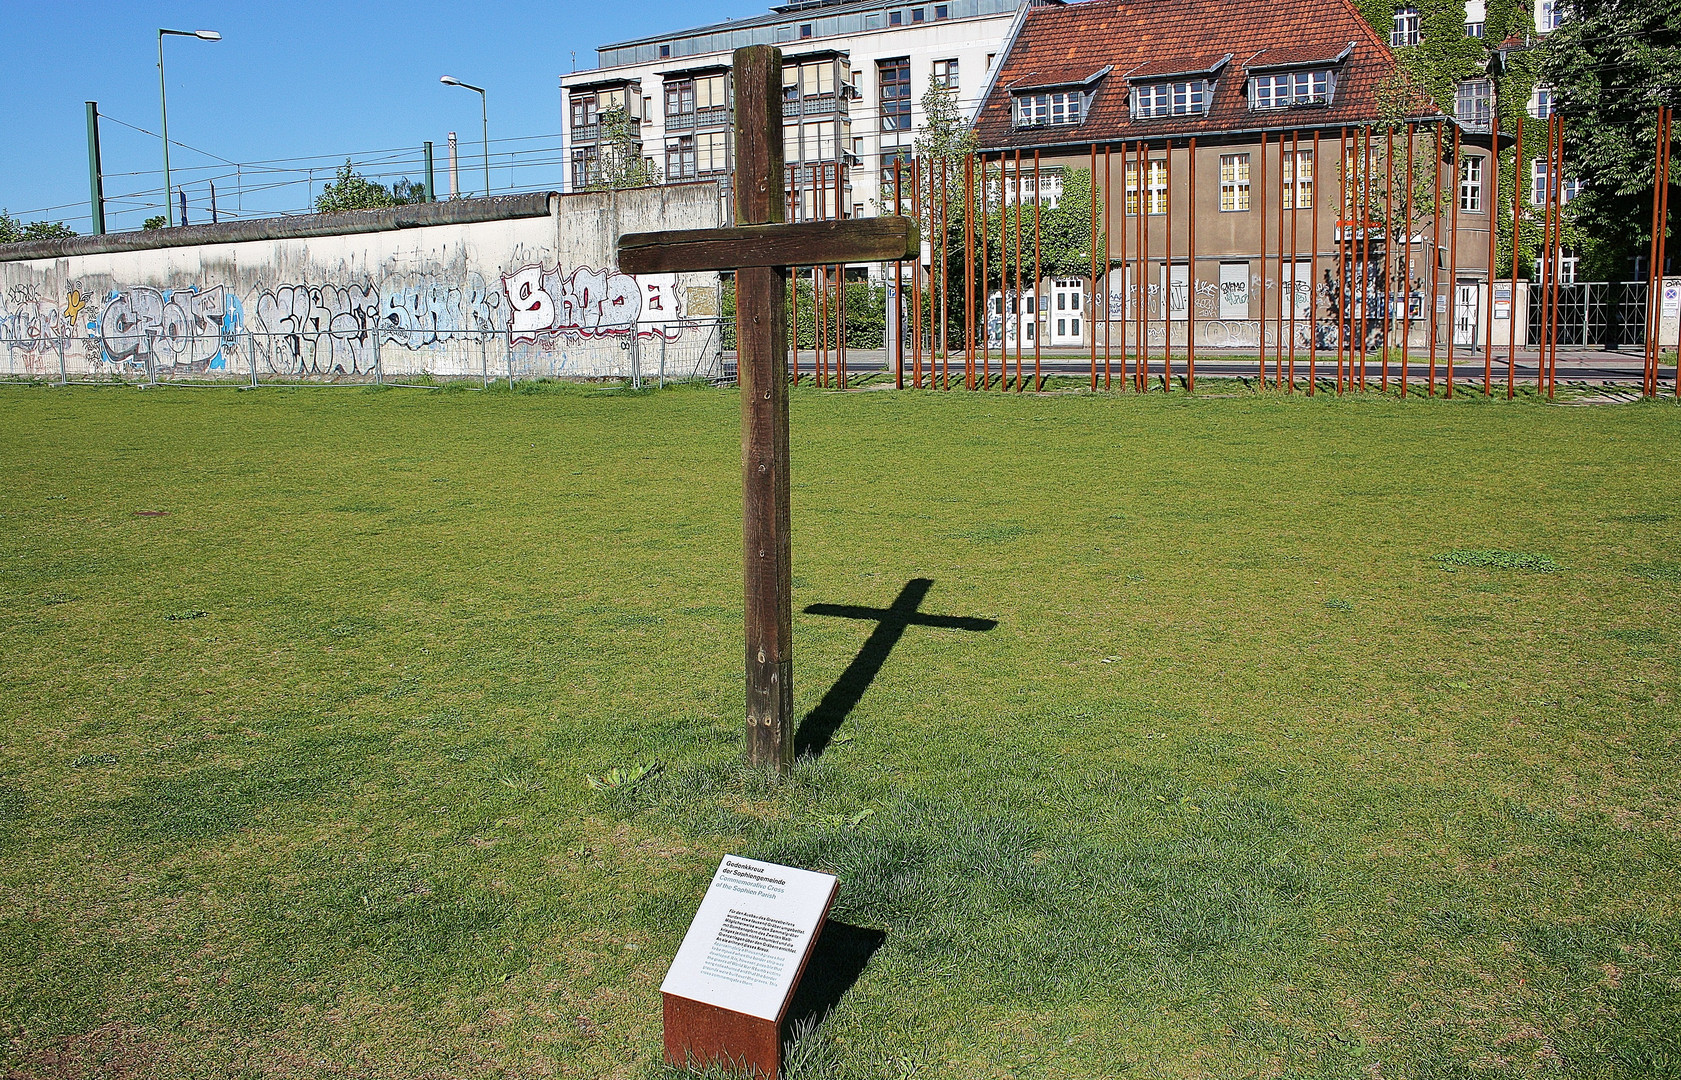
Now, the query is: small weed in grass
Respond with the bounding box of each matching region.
[1434,549,1562,572]
[585,761,662,792]
[1630,562,1681,583]
[1325,598,1353,611]
[163,609,207,621]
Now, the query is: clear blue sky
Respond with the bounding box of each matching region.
[0,0,764,233]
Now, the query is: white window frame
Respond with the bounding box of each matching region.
[1529,86,1553,119]
[1460,156,1483,212]
[1392,7,1421,45]
[1249,70,1334,110]
[1013,89,1084,128]
[1283,149,1314,210]
[1455,79,1493,130]
[1131,80,1211,119]
[932,58,959,90]
[1220,153,1250,212]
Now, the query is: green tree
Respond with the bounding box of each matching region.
[314,161,427,213]
[142,215,168,231]
[1541,0,1681,278]
[587,107,661,190]
[0,210,76,244]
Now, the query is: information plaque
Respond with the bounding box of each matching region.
[661,856,838,1078]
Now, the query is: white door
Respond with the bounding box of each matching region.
[1454,283,1479,346]
[1050,279,1084,344]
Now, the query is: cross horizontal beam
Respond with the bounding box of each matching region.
[618,217,919,275]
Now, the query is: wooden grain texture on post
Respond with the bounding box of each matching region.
[734,44,793,771]
[619,218,917,274]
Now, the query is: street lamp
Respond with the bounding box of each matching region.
[440,76,490,197]
[159,28,220,227]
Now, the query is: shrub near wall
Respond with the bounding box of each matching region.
[720,277,886,349]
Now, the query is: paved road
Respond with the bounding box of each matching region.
[729,348,1675,390]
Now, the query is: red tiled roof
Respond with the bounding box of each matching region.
[973,0,1442,151]
[1245,42,1356,71]
[1125,53,1232,80]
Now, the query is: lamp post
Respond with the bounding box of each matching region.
[440,76,490,196]
[159,28,220,227]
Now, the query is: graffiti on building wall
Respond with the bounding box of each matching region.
[503,264,687,344]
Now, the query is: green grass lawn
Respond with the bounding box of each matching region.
[2,381,1679,1079]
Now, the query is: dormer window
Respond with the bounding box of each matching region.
[1132,80,1211,119]
[1014,89,1085,127]
[1250,69,1334,110]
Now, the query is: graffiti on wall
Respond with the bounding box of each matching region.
[98,285,236,372]
[2,259,703,376]
[503,264,687,344]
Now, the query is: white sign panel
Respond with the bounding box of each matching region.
[1664,281,1680,318]
[661,856,838,1022]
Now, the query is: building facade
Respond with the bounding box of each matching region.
[561,0,1032,226]
[970,0,1512,352]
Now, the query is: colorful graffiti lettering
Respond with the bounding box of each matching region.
[97,285,230,372]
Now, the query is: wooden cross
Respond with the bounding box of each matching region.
[618,45,918,771]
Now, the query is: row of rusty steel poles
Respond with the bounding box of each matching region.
[787,161,849,388]
[878,115,1632,398]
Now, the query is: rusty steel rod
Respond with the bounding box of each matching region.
[1429,123,1441,396]
[894,158,904,389]
[1022,147,1035,390]
[1090,142,1099,390]
[1259,131,1269,389]
[1544,116,1559,398]
[1188,135,1198,392]
[1509,114,1522,400]
[1014,148,1024,392]
[1309,128,1320,395]
[968,151,981,386]
[1447,123,1461,399]
[1485,111,1499,396]
[1402,122,1414,398]
[1165,139,1175,392]
[1105,143,1114,390]
[1383,124,1393,392]
[1288,129,1299,392]
[1336,128,1347,392]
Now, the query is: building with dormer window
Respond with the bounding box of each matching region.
[969,0,1510,351]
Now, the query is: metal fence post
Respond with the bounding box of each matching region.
[659,334,667,388]
[249,333,258,387]
[374,324,383,386]
[630,334,642,389]
[505,335,513,390]
[58,335,68,386]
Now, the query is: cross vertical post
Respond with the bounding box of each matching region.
[617,47,916,775]
[733,45,795,770]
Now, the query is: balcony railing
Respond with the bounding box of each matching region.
[783,93,848,119]
[666,105,730,132]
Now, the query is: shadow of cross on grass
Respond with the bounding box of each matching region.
[797,578,996,758]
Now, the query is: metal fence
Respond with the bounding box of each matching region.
[0,321,727,388]
[1526,281,1650,350]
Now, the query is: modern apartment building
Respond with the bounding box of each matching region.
[560,0,1034,223]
